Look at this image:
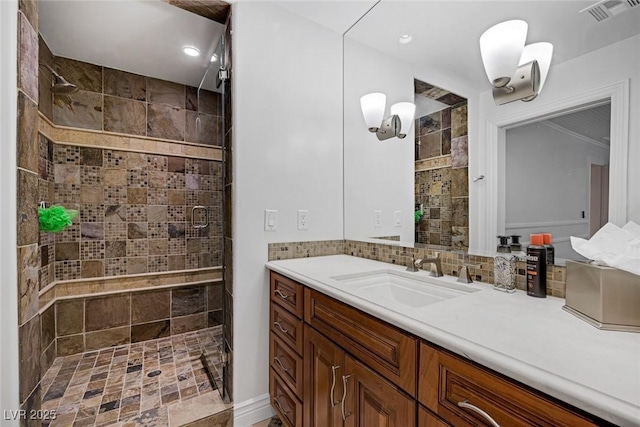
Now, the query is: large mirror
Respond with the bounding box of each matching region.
[343,1,638,261]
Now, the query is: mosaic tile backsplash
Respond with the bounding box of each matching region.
[38,139,223,284]
[268,239,568,298]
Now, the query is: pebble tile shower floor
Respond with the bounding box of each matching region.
[40,327,230,426]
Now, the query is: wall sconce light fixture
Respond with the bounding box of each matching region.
[479,20,553,105]
[360,93,416,140]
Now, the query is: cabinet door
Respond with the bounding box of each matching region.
[304,325,344,427]
[343,355,416,427]
[419,405,451,427]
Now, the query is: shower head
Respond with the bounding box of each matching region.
[51,75,79,94]
[39,63,79,94]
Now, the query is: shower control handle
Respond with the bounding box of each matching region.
[191,205,209,229]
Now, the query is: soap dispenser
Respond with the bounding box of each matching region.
[497,236,511,253]
[494,236,516,293]
[510,235,522,253]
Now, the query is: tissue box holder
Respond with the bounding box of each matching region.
[563,260,640,332]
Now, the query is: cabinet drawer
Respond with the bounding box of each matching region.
[419,342,597,427]
[305,288,417,396]
[271,272,304,318]
[270,367,303,427]
[271,302,304,355]
[270,332,304,399]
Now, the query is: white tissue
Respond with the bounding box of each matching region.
[570,221,640,276]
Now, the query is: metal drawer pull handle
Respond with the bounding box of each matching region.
[274,356,289,372]
[274,289,290,300]
[273,322,289,334]
[458,400,500,427]
[330,365,340,407]
[273,396,289,415]
[341,375,352,420]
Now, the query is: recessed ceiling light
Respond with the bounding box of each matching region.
[399,34,413,44]
[183,46,200,57]
[210,53,218,62]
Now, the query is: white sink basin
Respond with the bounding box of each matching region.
[330,269,479,309]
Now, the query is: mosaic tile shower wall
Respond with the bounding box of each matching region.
[414,80,469,249]
[41,144,223,281]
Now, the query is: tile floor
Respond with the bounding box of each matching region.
[40,327,230,426]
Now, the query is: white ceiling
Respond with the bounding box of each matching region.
[344,0,640,92]
[38,0,639,95]
[547,102,611,146]
[39,0,225,91]
[274,0,378,34]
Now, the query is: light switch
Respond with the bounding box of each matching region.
[264,209,278,231]
[297,210,309,230]
[394,211,402,227]
[374,210,382,228]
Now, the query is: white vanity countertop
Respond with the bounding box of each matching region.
[266,255,640,427]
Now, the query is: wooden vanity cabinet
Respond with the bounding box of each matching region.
[418,342,598,427]
[270,271,417,427]
[303,325,345,427]
[342,354,416,427]
[303,318,416,427]
[269,273,305,426]
[304,287,417,396]
[269,271,603,427]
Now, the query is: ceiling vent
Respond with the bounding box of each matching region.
[580,0,639,22]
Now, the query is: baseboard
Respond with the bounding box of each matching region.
[233,393,275,427]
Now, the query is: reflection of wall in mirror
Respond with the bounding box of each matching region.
[343,37,414,242]
[505,119,609,260]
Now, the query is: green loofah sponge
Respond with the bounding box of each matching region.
[38,205,78,233]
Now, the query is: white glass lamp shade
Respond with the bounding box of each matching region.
[479,20,528,87]
[519,42,553,93]
[360,93,386,130]
[390,102,416,137]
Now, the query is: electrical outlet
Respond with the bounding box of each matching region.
[297,210,309,230]
[394,211,402,227]
[374,210,382,228]
[264,209,278,231]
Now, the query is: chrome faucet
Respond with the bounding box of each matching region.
[402,252,421,272]
[457,265,473,283]
[419,252,443,277]
[458,262,480,283]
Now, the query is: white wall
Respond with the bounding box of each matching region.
[0,0,20,423]
[232,2,344,424]
[343,37,414,242]
[471,34,640,254]
[505,122,609,224]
